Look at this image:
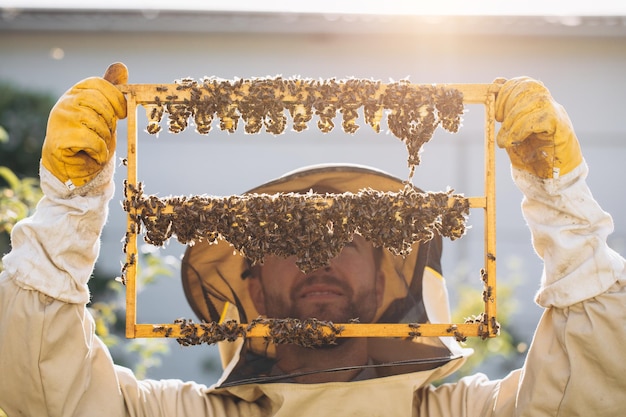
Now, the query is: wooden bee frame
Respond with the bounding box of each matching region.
[118,80,501,343]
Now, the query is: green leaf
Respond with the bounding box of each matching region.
[0,125,8,143]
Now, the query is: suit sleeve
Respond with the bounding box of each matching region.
[511,162,626,416]
[417,161,625,416]
[0,162,262,417]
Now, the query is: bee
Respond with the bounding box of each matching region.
[478,323,487,339]
[490,316,501,335]
[121,233,129,253]
[453,331,467,343]
[446,325,458,333]
[483,286,494,303]
[480,268,488,283]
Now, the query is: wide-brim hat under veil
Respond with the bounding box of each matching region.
[181,164,470,386]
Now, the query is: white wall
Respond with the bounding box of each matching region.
[1,19,625,383]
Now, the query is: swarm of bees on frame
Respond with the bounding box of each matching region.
[464,313,500,340]
[144,76,465,176]
[252,317,344,348]
[169,318,246,346]
[153,317,345,348]
[125,76,479,347]
[123,181,469,273]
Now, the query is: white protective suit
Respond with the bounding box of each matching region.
[0,157,625,416]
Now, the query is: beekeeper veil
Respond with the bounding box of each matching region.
[181,164,471,386]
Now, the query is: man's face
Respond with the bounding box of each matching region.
[248,235,384,324]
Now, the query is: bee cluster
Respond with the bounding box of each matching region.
[155,318,246,346]
[249,317,344,348]
[123,181,469,272]
[160,317,345,348]
[408,322,422,338]
[144,76,464,174]
[463,313,500,340]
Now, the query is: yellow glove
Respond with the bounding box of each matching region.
[494,77,583,179]
[42,63,128,188]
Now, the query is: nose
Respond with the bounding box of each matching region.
[304,263,333,279]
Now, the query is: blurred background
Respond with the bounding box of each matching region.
[1,1,625,386]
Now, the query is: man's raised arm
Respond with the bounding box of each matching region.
[495,77,626,416]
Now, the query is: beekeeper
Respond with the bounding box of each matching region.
[0,63,624,416]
